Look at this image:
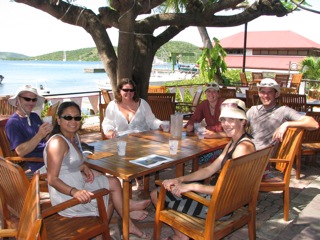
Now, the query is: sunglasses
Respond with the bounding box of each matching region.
[60,116,82,121]
[221,103,246,112]
[259,82,278,87]
[121,88,135,92]
[20,96,38,102]
[206,83,218,87]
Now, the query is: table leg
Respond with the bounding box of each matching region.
[176,163,184,176]
[122,180,130,240]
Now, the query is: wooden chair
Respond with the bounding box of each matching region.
[251,72,263,82]
[281,93,307,112]
[0,119,43,165]
[101,89,114,104]
[46,101,60,124]
[147,92,176,104]
[148,85,167,93]
[290,73,303,93]
[275,74,290,88]
[154,147,273,240]
[99,103,108,140]
[0,171,42,240]
[148,97,175,121]
[245,90,259,109]
[175,90,202,113]
[0,156,111,239]
[300,112,320,167]
[0,95,16,116]
[219,88,236,99]
[239,72,256,88]
[260,128,304,221]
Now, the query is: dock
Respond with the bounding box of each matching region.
[84,68,105,73]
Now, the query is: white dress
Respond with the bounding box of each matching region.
[102,99,162,136]
[44,133,110,217]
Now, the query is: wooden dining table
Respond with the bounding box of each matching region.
[85,130,229,240]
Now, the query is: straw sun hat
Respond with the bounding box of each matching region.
[8,85,45,108]
[219,98,247,120]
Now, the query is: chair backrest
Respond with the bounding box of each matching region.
[101,89,113,104]
[148,97,175,121]
[206,147,272,236]
[245,90,258,108]
[0,95,16,116]
[302,112,320,144]
[219,88,236,99]
[273,128,304,176]
[252,72,263,81]
[46,101,60,125]
[99,103,108,140]
[0,118,17,158]
[275,74,290,88]
[16,172,42,240]
[148,85,167,93]
[0,156,30,224]
[290,74,303,93]
[281,93,306,112]
[191,90,203,112]
[147,93,176,103]
[239,72,248,86]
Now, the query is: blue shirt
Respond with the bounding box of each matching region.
[5,112,45,172]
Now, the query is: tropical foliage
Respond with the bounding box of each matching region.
[300,57,320,80]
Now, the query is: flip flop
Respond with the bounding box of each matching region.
[128,231,151,240]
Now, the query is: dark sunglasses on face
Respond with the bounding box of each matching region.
[121,88,135,92]
[60,116,82,121]
[20,96,38,102]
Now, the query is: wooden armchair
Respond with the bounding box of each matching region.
[46,101,60,124]
[245,90,259,109]
[148,97,175,121]
[147,92,176,104]
[101,89,114,104]
[290,73,303,93]
[0,156,111,239]
[99,103,108,140]
[219,88,236,99]
[148,85,167,93]
[239,72,256,88]
[281,93,307,112]
[0,95,16,116]
[154,147,273,240]
[275,74,290,88]
[259,128,304,221]
[300,112,320,167]
[175,90,202,113]
[0,118,43,164]
[0,172,42,239]
[252,72,263,82]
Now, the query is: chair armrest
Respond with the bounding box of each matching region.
[5,157,43,162]
[0,229,17,238]
[41,188,109,218]
[155,180,210,207]
[269,158,290,163]
[176,102,192,107]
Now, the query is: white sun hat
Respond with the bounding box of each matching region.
[258,78,280,93]
[204,82,220,92]
[219,98,247,121]
[8,85,45,108]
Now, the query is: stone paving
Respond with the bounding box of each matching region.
[79,131,320,240]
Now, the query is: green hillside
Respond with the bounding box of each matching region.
[0,41,201,63]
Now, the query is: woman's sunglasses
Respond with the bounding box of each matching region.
[121,88,135,92]
[61,116,82,121]
[19,96,38,102]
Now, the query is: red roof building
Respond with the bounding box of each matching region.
[219,31,320,71]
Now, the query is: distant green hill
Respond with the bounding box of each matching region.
[0,52,29,60]
[1,41,201,63]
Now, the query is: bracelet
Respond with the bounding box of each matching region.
[69,187,75,196]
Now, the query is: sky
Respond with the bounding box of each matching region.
[1,0,320,57]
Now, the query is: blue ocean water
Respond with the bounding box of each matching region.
[0,60,109,95]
